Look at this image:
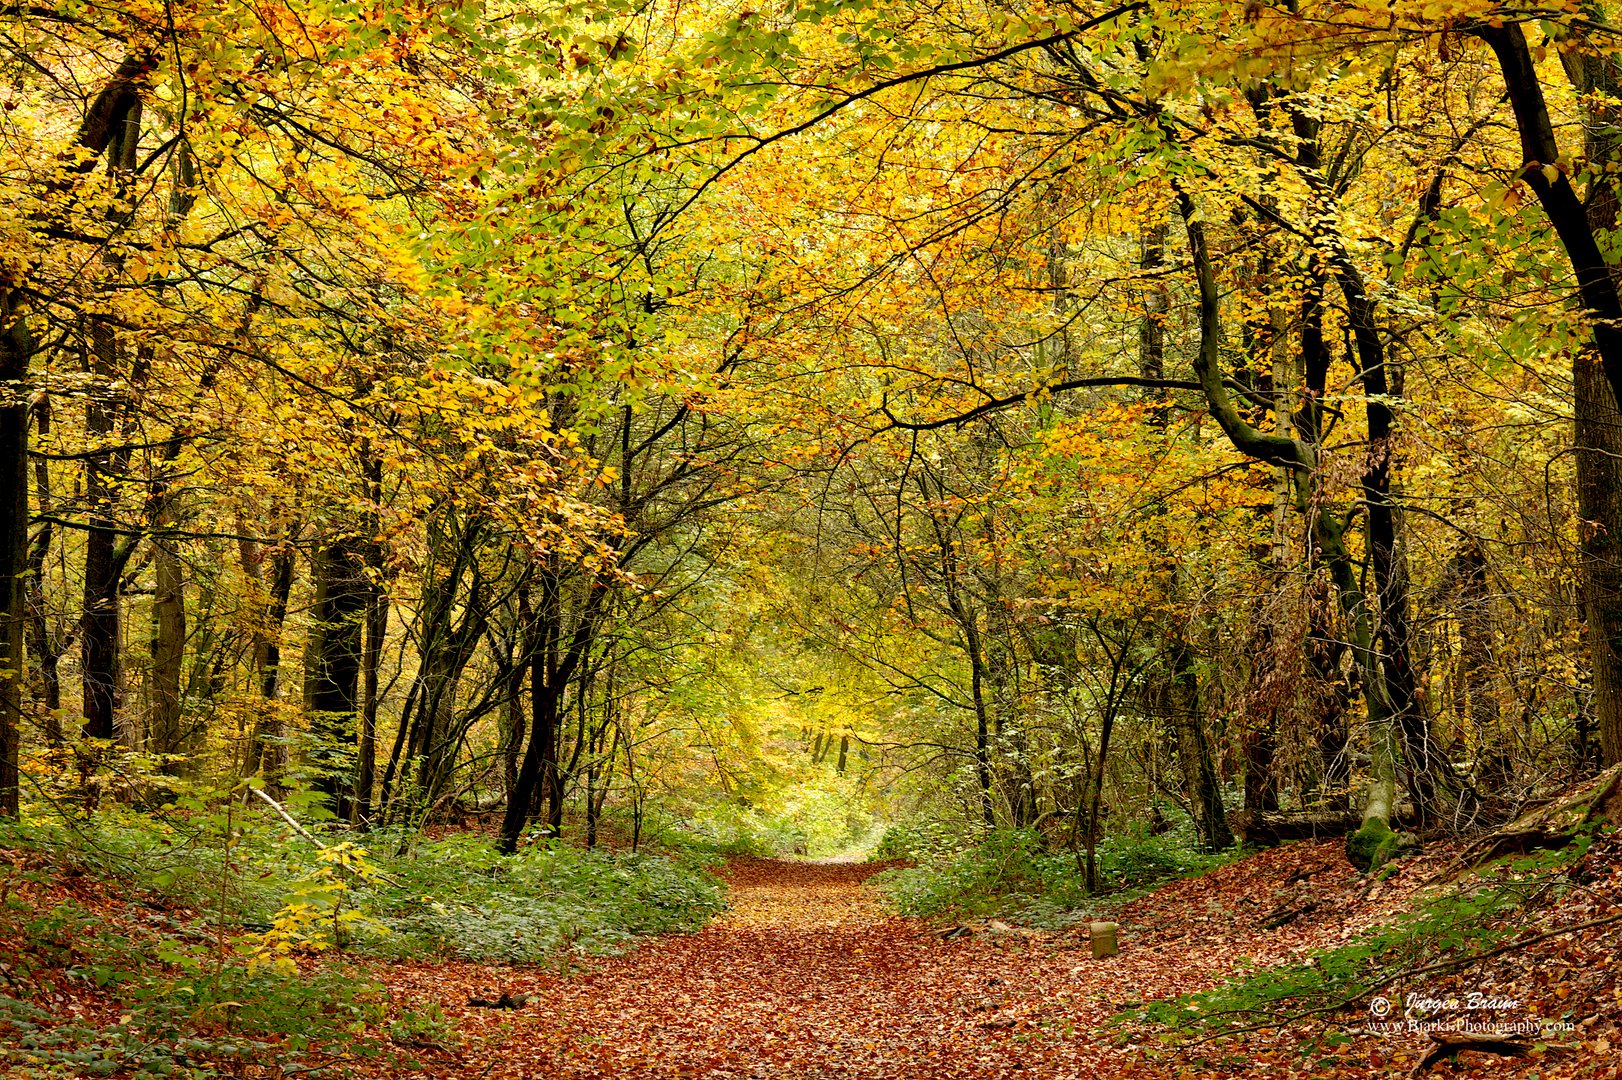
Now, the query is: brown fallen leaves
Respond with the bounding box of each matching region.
[386,857,1169,1079]
[8,838,1619,1079]
[373,842,1622,1080]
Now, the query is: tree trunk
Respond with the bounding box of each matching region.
[1337,262,1437,824]
[1319,512,1402,870]
[1575,359,1622,771]
[500,654,524,797]
[498,585,530,800]
[1475,21,1622,422]
[920,470,995,828]
[507,635,563,843]
[584,687,619,851]
[252,544,295,792]
[1560,38,1622,771]
[0,291,29,816]
[355,565,385,825]
[1180,194,1402,868]
[1082,709,1115,893]
[1139,221,1169,424]
[25,395,62,743]
[1451,542,1507,791]
[985,578,1035,827]
[148,540,187,760]
[1233,807,1414,845]
[1168,634,1234,850]
[503,565,563,851]
[305,540,366,820]
[400,513,491,812]
[1242,713,1279,816]
[80,88,143,745]
[81,325,122,742]
[499,563,608,853]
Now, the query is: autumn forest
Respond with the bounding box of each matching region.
[4,1,1622,1077]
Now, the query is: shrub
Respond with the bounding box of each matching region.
[359,831,725,962]
[656,802,807,857]
[872,819,966,862]
[874,820,1231,927]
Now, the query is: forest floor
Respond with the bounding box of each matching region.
[7,835,1621,1078]
[382,842,1622,1080]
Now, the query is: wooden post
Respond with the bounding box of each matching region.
[1090,921,1118,958]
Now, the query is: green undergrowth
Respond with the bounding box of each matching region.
[0,885,399,1079]
[653,801,811,857]
[1127,835,1599,1037]
[0,786,725,1078]
[871,821,1236,928]
[364,832,724,962]
[639,780,878,859]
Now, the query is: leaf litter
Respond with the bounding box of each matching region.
[5,838,1620,1078]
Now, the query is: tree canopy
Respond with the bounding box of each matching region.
[3,0,1622,870]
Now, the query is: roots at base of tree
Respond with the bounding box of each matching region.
[1345,817,1414,872]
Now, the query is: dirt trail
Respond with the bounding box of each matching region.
[404,857,1198,1079]
[384,844,1622,1078]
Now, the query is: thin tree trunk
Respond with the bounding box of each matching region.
[499,584,532,800]
[1169,634,1233,850]
[920,470,995,828]
[1139,222,1169,424]
[354,448,385,825]
[355,568,385,825]
[1140,213,1231,848]
[1452,541,1506,791]
[80,89,143,745]
[254,545,295,792]
[1082,709,1114,893]
[24,394,62,744]
[148,540,186,760]
[81,327,122,742]
[0,290,29,816]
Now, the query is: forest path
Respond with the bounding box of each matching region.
[415,856,1217,1079]
[376,839,1618,1079]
